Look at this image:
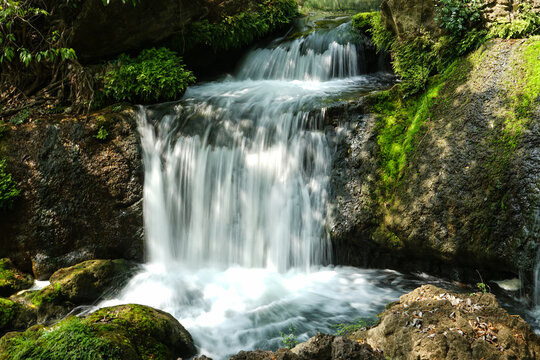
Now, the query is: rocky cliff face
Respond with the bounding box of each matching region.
[329,37,540,286]
[67,0,257,61]
[0,107,143,279]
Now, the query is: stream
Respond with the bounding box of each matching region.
[95,13,534,359]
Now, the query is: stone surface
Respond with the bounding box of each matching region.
[0,304,196,360]
[67,0,259,61]
[229,333,384,360]
[329,38,540,285]
[364,285,540,359]
[0,108,143,279]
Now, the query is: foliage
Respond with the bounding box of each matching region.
[488,4,540,39]
[0,159,20,210]
[333,317,376,336]
[280,324,299,349]
[0,258,32,294]
[0,298,16,328]
[0,318,122,360]
[9,109,29,125]
[101,47,196,104]
[434,0,484,37]
[95,127,109,141]
[476,282,488,293]
[351,12,377,33]
[189,0,298,52]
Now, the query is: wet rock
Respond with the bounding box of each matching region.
[364,285,540,359]
[0,304,196,360]
[230,333,383,360]
[0,259,33,297]
[0,108,144,279]
[9,259,138,326]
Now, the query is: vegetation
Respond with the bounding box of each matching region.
[488,4,540,39]
[280,324,299,349]
[0,318,122,360]
[434,0,484,37]
[333,317,376,337]
[0,298,16,329]
[188,0,298,52]
[100,47,196,104]
[0,159,20,211]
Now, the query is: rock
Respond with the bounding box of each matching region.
[47,259,138,304]
[7,259,138,326]
[230,333,383,360]
[0,259,33,297]
[380,0,539,39]
[0,107,144,279]
[329,38,540,286]
[0,298,37,336]
[65,0,268,61]
[364,285,540,359]
[0,304,196,359]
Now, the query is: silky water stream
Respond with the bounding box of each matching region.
[96,18,480,358]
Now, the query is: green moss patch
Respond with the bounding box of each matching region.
[0,299,16,329]
[0,259,32,297]
[0,304,195,360]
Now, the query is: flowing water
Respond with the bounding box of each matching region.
[95,17,506,358]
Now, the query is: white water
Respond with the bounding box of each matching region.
[99,20,406,358]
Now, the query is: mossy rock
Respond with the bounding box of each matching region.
[0,304,196,360]
[0,298,36,336]
[18,259,138,325]
[0,259,33,297]
[41,259,138,305]
[351,12,377,33]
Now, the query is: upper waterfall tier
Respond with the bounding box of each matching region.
[236,22,367,81]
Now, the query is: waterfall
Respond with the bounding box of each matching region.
[101,18,403,359]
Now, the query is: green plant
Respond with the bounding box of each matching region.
[95,127,109,141]
[476,282,488,293]
[333,317,376,336]
[0,298,16,328]
[0,159,20,210]
[101,47,196,104]
[280,324,299,349]
[188,0,298,52]
[434,0,484,37]
[488,4,540,39]
[9,109,29,125]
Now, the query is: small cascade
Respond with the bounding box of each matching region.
[237,22,366,81]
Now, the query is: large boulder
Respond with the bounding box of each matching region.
[364,285,540,359]
[0,304,196,360]
[0,107,143,279]
[330,37,540,285]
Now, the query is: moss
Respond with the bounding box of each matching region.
[186,0,298,52]
[0,304,195,360]
[351,12,377,33]
[0,318,122,360]
[0,259,33,297]
[0,298,16,329]
[0,159,20,211]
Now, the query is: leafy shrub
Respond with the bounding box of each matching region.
[434,0,484,37]
[488,4,540,39]
[0,159,20,210]
[189,0,298,52]
[280,324,299,349]
[102,47,196,104]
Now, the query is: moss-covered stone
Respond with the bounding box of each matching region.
[0,304,196,360]
[0,259,33,297]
